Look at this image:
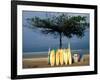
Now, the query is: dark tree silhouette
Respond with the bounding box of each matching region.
[26,13,89,48]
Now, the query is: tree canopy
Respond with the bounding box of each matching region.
[26,13,89,48]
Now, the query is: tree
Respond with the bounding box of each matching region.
[26,13,89,48]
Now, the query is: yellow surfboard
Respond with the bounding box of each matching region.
[67,48,72,65]
[59,49,64,65]
[63,49,68,65]
[56,49,60,66]
[50,50,55,66]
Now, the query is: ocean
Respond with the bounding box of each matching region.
[23,49,89,58]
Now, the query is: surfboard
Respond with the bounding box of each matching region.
[48,48,50,64]
[67,48,72,65]
[63,49,68,65]
[50,49,55,66]
[59,49,64,65]
[56,49,60,66]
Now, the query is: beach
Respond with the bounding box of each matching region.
[23,54,89,68]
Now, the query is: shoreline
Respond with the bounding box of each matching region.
[23,50,89,58]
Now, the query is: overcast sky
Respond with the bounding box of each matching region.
[22,11,90,52]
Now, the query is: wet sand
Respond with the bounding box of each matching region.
[23,54,89,68]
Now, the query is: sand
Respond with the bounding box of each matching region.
[23,54,89,68]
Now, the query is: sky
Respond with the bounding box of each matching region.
[22,11,90,52]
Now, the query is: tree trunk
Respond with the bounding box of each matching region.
[59,33,62,49]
